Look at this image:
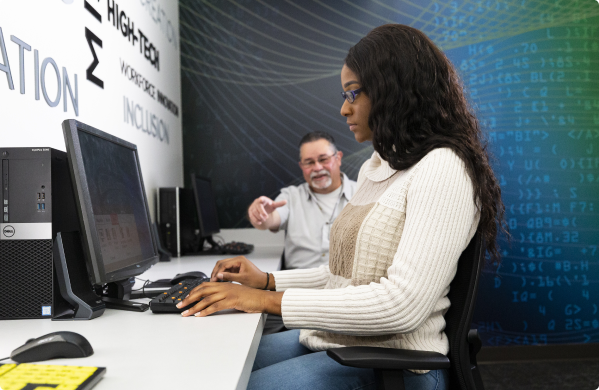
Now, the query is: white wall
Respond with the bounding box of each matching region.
[0,0,182,218]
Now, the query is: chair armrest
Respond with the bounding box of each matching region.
[468,329,482,367]
[468,329,482,355]
[327,347,450,371]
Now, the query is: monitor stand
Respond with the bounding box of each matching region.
[53,231,106,321]
[194,236,223,256]
[100,278,150,312]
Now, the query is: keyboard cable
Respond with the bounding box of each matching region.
[132,278,156,299]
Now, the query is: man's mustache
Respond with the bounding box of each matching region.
[310,169,330,179]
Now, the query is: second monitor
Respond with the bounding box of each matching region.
[190,174,253,256]
[156,176,253,256]
[190,174,220,252]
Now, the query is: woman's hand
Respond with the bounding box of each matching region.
[177,282,283,317]
[211,256,274,290]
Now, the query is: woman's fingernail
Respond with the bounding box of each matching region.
[194,311,202,317]
[176,302,183,308]
[181,310,188,316]
[217,273,223,280]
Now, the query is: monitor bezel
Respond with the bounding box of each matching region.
[62,119,159,285]
[190,173,220,238]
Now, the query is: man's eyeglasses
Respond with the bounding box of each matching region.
[299,152,337,168]
[340,88,362,103]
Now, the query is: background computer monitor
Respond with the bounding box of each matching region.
[190,174,220,238]
[62,120,158,293]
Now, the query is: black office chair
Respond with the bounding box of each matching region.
[327,232,486,390]
[279,249,287,271]
[262,250,289,335]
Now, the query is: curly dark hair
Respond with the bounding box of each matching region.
[345,24,507,260]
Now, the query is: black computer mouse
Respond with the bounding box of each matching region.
[10,331,94,363]
[170,271,208,284]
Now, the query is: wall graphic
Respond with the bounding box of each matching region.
[180,0,599,346]
[0,0,183,208]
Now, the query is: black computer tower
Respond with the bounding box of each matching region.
[0,148,80,320]
[156,187,199,257]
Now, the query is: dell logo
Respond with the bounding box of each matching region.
[2,225,15,237]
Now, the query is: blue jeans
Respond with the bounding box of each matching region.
[248,330,448,390]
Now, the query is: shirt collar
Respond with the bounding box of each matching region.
[305,172,350,201]
[364,151,397,182]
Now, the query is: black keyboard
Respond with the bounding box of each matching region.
[221,241,254,255]
[149,277,210,313]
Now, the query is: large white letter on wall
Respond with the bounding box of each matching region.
[0,0,183,206]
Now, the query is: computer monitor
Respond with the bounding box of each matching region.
[62,119,158,310]
[191,174,220,237]
[190,174,220,250]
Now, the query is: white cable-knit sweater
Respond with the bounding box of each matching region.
[272,148,479,358]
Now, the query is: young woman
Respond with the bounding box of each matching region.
[177,24,505,390]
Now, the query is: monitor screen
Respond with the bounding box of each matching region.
[191,175,220,237]
[63,120,158,285]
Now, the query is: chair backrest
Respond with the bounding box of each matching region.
[444,231,485,390]
[279,250,286,270]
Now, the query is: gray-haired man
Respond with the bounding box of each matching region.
[248,132,357,270]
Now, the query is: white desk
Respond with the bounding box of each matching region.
[0,246,283,390]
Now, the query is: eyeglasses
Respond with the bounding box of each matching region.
[340,88,362,103]
[299,152,337,168]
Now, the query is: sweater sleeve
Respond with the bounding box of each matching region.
[272,265,331,291]
[280,148,479,335]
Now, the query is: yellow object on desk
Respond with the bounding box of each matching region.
[0,363,105,390]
